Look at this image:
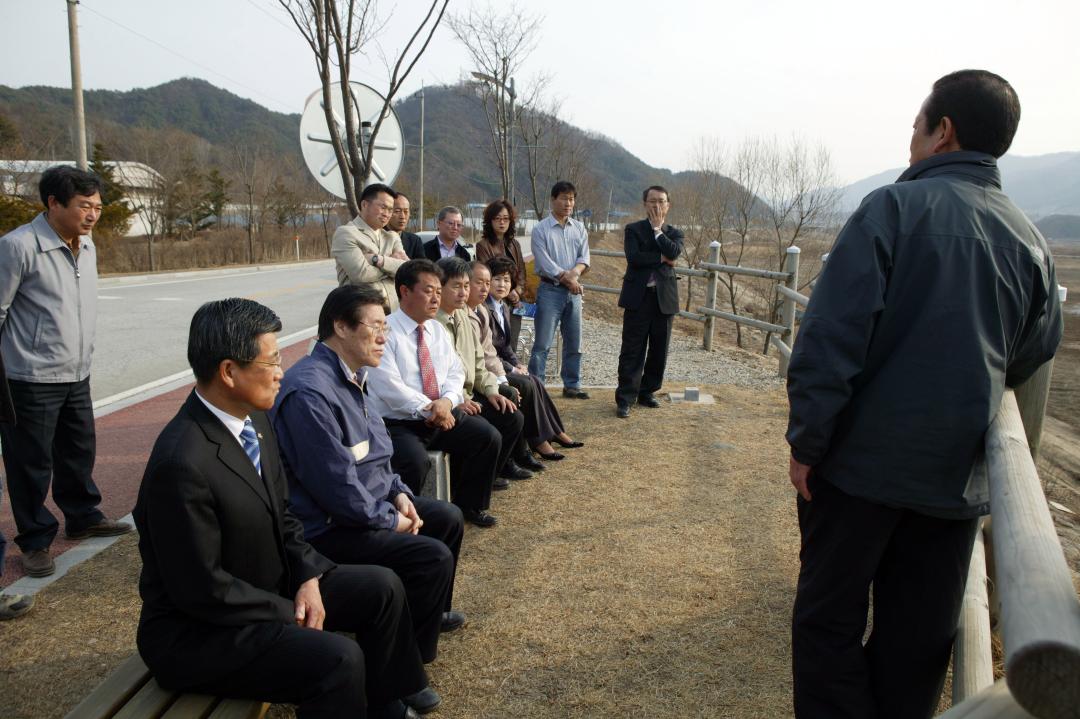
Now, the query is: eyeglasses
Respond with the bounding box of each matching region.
[357,320,388,337]
[243,358,283,369]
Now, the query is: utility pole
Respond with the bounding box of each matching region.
[66,0,88,170]
[471,68,516,204]
[419,83,425,231]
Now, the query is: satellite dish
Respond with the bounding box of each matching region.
[299,82,404,200]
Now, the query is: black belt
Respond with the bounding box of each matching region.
[540,276,559,286]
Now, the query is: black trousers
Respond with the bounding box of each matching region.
[183,565,428,719]
[791,475,979,719]
[309,497,464,663]
[474,392,525,470]
[616,288,673,409]
[0,378,105,551]
[385,410,499,512]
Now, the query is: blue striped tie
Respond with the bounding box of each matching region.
[240,419,262,475]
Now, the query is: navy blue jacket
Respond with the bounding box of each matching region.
[271,342,412,538]
[786,152,1062,518]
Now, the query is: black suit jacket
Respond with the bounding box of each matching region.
[485,300,520,372]
[134,391,335,689]
[618,219,684,315]
[423,238,471,262]
[400,231,425,260]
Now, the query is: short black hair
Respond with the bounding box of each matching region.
[393,190,410,203]
[317,285,389,341]
[188,298,282,383]
[923,70,1021,158]
[437,256,471,284]
[360,183,396,203]
[485,256,516,279]
[550,180,576,199]
[39,165,104,207]
[643,185,670,203]
[395,258,443,298]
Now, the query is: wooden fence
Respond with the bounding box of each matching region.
[582,242,806,375]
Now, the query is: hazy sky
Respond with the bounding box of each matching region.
[2,0,1077,184]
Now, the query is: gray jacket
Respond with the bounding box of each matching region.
[786,152,1062,518]
[0,213,98,383]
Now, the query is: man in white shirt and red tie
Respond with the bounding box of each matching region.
[366,259,502,527]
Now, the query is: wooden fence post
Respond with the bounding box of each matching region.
[952,519,995,704]
[703,241,720,351]
[777,246,800,376]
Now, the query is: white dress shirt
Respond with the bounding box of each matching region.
[366,309,466,420]
[194,390,248,449]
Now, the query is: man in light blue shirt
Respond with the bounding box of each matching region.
[528,181,591,398]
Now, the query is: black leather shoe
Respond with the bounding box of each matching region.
[493,476,511,490]
[463,509,498,527]
[403,686,442,714]
[535,449,565,461]
[551,437,585,448]
[499,461,533,480]
[562,388,590,399]
[516,454,546,471]
[616,405,630,418]
[637,393,661,408]
[441,610,467,632]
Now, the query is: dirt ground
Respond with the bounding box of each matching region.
[0,386,808,719]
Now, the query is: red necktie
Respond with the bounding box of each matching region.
[416,325,440,401]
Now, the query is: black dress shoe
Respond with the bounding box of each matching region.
[535,449,565,461]
[517,454,546,471]
[493,476,511,490]
[551,438,585,448]
[463,509,498,527]
[499,461,533,480]
[637,393,661,408]
[403,686,442,714]
[616,405,630,418]
[562,387,590,399]
[441,610,467,632]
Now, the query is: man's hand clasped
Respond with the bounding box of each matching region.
[423,397,455,430]
[393,493,423,535]
[294,577,326,630]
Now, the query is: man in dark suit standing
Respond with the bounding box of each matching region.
[134,298,427,719]
[423,207,471,262]
[615,186,684,418]
[387,192,425,260]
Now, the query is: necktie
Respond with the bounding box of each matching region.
[240,419,262,475]
[416,325,440,401]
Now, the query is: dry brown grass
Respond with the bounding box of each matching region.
[0,386,802,719]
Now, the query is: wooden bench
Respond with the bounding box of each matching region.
[64,654,268,719]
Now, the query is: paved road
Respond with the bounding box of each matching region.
[93,260,338,400]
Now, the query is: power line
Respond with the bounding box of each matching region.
[80,1,297,111]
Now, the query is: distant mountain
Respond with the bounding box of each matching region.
[838,151,1080,218]
[0,78,302,161]
[1036,214,1080,240]
[0,79,684,212]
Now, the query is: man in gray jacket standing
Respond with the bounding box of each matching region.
[0,165,132,579]
[786,70,1062,719]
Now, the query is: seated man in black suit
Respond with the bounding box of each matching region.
[134,298,427,719]
[422,206,471,262]
[387,192,425,260]
[616,185,684,418]
[271,285,465,713]
[366,259,502,527]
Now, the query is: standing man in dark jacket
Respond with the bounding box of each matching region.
[387,192,426,260]
[615,186,684,418]
[786,70,1062,719]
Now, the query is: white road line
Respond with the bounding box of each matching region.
[153,297,186,302]
[91,325,318,412]
[97,295,124,300]
[100,266,312,291]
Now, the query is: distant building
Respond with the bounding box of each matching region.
[0,159,163,237]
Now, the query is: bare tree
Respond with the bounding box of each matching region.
[278,0,448,216]
[448,2,543,203]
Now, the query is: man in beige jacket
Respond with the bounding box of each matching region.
[331,183,410,312]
